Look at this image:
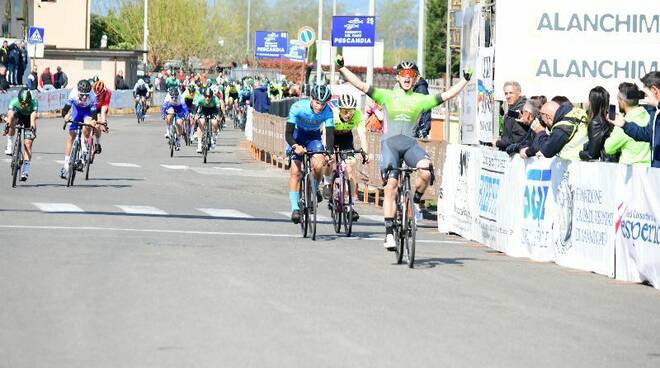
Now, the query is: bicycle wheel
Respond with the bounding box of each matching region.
[67,141,79,187]
[10,134,21,188]
[394,189,404,264]
[299,175,309,238]
[310,176,318,241]
[202,124,209,163]
[331,175,342,233]
[169,124,175,158]
[85,141,95,181]
[136,103,142,124]
[403,183,416,268]
[343,176,354,237]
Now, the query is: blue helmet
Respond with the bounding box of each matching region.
[311,84,331,103]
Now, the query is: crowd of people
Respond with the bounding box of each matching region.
[494,72,660,168]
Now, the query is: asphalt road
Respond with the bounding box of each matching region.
[1,114,659,368]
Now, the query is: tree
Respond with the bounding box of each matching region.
[424,0,458,79]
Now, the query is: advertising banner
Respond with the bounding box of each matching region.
[255,31,289,59]
[459,5,481,145]
[331,16,376,47]
[494,0,660,102]
[476,47,495,144]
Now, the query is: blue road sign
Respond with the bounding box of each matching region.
[331,16,376,47]
[28,27,45,44]
[285,42,306,62]
[254,31,289,59]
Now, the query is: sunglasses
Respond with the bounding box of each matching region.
[398,69,417,79]
[339,108,355,115]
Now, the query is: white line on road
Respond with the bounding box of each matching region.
[115,205,168,215]
[108,162,141,168]
[55,160,65,164]
[0,224,465,244]
[361,215,384,223]
[32,202,84,213]
[197,208,254,218]
[213,167,244,171]
[276,211,331,222]
[2,158,10,163]
[160,164,188,170]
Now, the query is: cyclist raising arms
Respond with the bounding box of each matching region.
[195,88,222,153]
[286,84,334,224]
[161,87,189,151]
[60,80,98,179]
[92,80,111,154]
[4,89,38,181]
[336,56,471,250]
[325,93,369,220]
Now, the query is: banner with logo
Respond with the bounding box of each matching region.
[476,47,495,144]
[616,167,660,288]
[331,16,376,47]
[459,5,481,145]
[254,31,289,59]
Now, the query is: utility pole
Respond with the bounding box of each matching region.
[316,0,323,85]
[330,0,337,85]
[366,0,375,86]
[246,0,251,63]
[143,0,148,68]
[444,0,451,142]
[417,0,425,76]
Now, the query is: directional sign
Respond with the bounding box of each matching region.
[28,27,45,44]
[284,41,306,62]
[331,16,376,47]
[297,26,315,48]
[254,31,289,59]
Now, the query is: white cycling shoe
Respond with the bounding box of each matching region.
[4,143,12,155]
[384,234,396,252]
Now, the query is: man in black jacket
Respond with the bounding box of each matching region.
[413,77,432,138]
[495,81,528,151]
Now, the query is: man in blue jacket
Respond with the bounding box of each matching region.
[251,78,270,113]
[613,72,660,168]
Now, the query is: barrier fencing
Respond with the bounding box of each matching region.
[437,144,660,290]
[248,111,448,202]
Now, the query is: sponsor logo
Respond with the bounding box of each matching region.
[479,174,499,219]
[523,169,551,221]
[554,171,573,254]
[619,210,660,246]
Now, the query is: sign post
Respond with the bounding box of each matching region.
[27,26,45,58]
[254,31,289,59]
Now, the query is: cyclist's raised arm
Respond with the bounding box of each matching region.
[440,68,473,102]
[336,55,369,94]
[356,119,368,154]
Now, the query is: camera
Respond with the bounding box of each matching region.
[506,109,521,119]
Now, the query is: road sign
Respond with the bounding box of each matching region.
[331,16,376,47]
[297,26,315,48]
[284,41,306,62]
[254,31,289,59]
[28,27,45,44]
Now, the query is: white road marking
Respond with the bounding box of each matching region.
[108,162,141,168]
[160,164,188,170]
[213,167,243,171]
[0,224,465,244]
[2,158,10,163]
[55,160,65,164]
[361,215,384,223]
[276,211,331,222]
[32,202,84,213]
[197,208,254,218]
[115,205,168,215]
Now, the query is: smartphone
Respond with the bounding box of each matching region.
[608,104,616,121]
[507,110,521,119]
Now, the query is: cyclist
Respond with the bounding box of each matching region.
[4,89,38,181]
[165,72,180,91]
[324,93,369,220]
[286,84,334,224]
[195,88,222,153]
[336,56,471,250]
[211,84,227,128]
[182,84,198,140]
[92,80,111,154]
[161,86,189,150]
[60,80,98,179]
[133,78,150,115]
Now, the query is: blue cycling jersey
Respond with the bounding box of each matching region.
[286,99,334,133]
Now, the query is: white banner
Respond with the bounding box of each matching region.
[616,167,660,288]
[494,0,660,103]
[476,47,495,144]
[109,90,136,109]
[459,5,481,145]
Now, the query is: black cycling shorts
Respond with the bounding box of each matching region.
[199,106,220,118]
[380,135,430,180]
[334,132,355,151]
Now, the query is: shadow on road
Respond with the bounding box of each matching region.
[412,257,477,269]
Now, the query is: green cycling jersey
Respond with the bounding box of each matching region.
[165,77,180,90]
[333,109,363,133]
[367,87,442,140]
[9,97,38,115]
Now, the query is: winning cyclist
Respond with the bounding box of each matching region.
[161,87,189,150]
[336,56,471,251]
[286,84,334,224]
[195,88,222,153]
[324,93,369,220]
[4,89,38,181]
[60,80,98,179]
[92,80,111,154]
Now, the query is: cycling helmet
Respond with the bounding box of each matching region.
[77,79,92,95]
[310,84,331,103]
[168,87,179,98]
[18,88,31,105]
[91,75,100,83]
[187,84,195,93]
[92,80,106,95]
[396,61,419,73]
[338,94,357,109]
[203,88,214,98]
[137,79,145,86]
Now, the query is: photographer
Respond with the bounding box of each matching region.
[613,71,660,168]
[604,83,650,166]
[495,81,528,151]
[530,100,588,160]
[504,100,540,157]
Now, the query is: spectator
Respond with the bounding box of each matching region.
[530,95,547,107]
[7,42,19,85]
[508,100,542,157]
[154,72,163,91]
[531,100,588,160]
[0,66,10,92]
[26,64,38,90]
[613,71,660,168]
[53,66,68,89]
[18,42,27,85]
[604,83,651,166]
[0,40,8,67]
[115,70,129,90]
[495,81,528,151]
[365,101,385,133]
[39,66,55,90]
[251,79,270,113]
[551,95,570,105]
[579,86,617,162]
[413,76,432,138]
[158,72,166,91]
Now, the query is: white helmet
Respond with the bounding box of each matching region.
[338,93,357,109]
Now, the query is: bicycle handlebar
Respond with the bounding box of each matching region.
[62,120,98,131]
[385,164,435,186]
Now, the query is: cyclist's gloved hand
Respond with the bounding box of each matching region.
[463,67,474,81]
[336,55,345,69]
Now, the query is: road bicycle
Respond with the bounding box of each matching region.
[297,150,331,241]
[385,164,434,268]
[329,148,366,237]
[200,114,217,164]
[62,121,98,187]
[7,121,33,188]
[135,98,147,124]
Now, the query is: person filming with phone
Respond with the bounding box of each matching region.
[495,81,528,151]
[528,99,589,160]
[578,86,618,162]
